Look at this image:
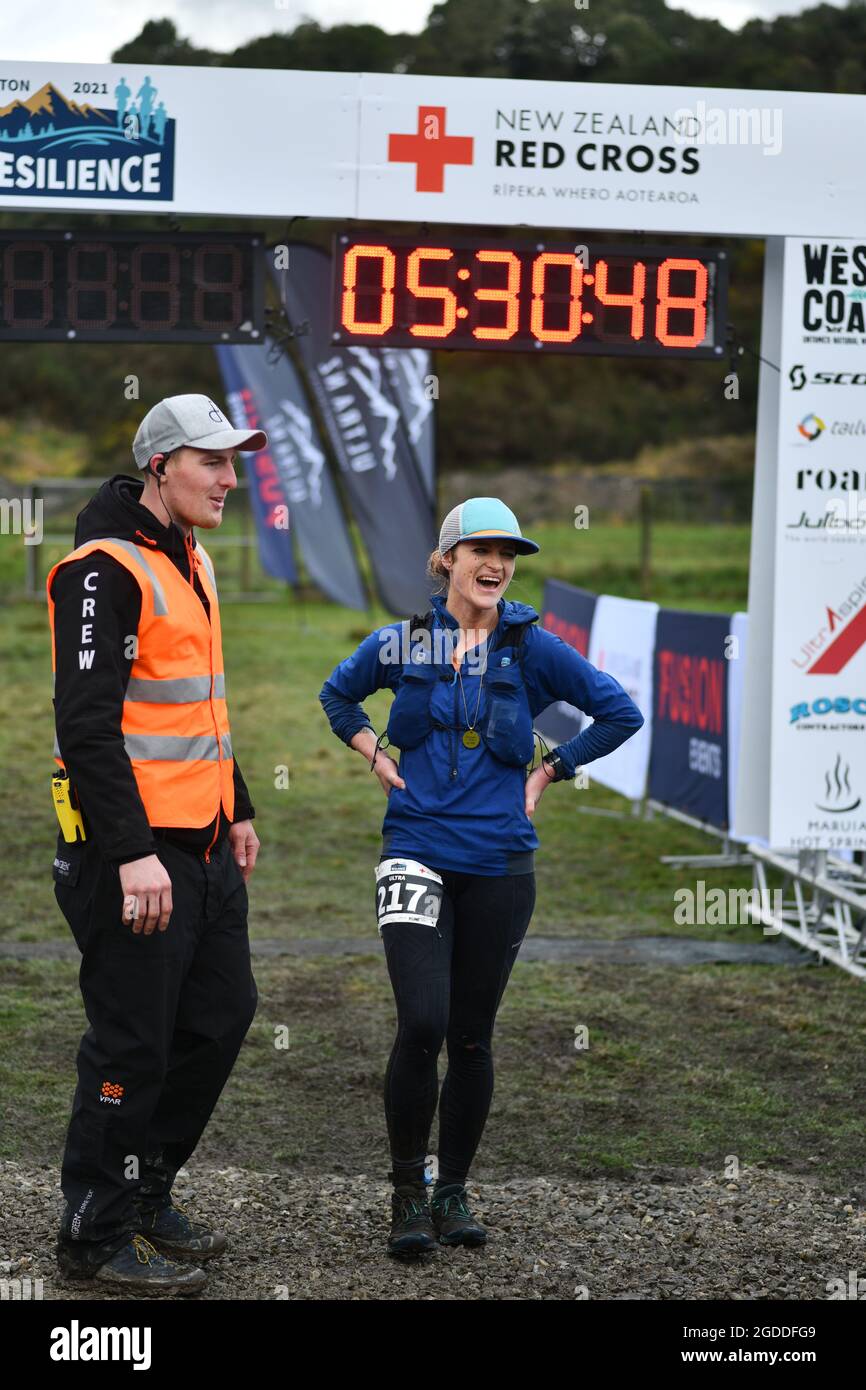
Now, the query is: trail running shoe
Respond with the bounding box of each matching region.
[58,1233,207,1295]
[387,1184,437,1256]
[430,1184,488,1247]
[135,1200,227,1261]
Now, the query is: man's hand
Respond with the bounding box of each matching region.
[524,763,555,819]
[119,854,173,935]
[229,819,259,882]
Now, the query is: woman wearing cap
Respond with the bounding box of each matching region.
[319,498,644,1256]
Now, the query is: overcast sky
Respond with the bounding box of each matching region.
[0,0,829,66]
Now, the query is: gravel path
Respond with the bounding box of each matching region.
[0,936,807,966]
[2,1161,863,1301]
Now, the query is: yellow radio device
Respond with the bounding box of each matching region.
[51,769,86,843]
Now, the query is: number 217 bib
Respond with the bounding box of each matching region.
[375,858,444,935]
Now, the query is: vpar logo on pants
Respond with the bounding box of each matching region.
[99,1080,124,1104]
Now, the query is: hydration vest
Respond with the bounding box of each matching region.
[46,535,235,828]
[385,609,535,767]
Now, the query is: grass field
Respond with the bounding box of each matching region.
[3,514,864,1189]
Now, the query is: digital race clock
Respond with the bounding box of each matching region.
[332,234,727,358]
[0,231,264,342]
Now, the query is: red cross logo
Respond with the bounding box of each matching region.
[388,105,474,193]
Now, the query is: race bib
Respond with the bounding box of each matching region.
[375,858,444,935]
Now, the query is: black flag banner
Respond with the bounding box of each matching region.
[274,244,436,617]
[217,341,367,611]
[381,347,436,504]
[214,344,298,585]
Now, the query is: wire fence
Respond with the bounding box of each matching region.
[8,477,286,603]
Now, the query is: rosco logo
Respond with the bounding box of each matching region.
[790,695,866,723]
[0,78,175,200]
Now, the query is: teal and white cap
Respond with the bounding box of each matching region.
[438,497,540,556]
[132,394,267,470]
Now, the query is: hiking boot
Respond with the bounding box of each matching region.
[430,1184,488,1246]
[58,1233,206,1295]
[135,1200,227,1262]
[387,1183,437,1257]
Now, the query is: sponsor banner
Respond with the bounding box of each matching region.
[0,63,354,215]
[586,595,658,800]
[534,579,598,748]
[648,608,731,829]
[0,64,865,235]
[771,237,866,848]
[214,345,297,585]
[356,74,866,237]
[276,244,436,617]
[216,343,367,610]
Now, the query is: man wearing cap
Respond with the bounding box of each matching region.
[46,395,267,1294]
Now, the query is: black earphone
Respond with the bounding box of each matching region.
[148,454,178,532]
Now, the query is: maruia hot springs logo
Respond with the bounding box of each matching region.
[0,78,175,200]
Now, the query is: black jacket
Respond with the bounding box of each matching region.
[50,473,255,864]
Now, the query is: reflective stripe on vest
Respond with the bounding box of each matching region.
[97,537,170,616]
[46,535,234,827]
[123,732,233,761]
[125,674,226,702]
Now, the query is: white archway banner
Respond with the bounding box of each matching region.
[768,237,866,850]
[0,62,864,234]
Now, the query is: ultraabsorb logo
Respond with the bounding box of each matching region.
[0,78,175,200]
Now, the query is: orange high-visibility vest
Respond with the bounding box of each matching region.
[46,534,235,828]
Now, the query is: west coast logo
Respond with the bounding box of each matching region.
[0,78,175,200]
[800,242,866,336]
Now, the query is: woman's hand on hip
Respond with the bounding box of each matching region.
[375,755,406,797]
[524,764,555,818]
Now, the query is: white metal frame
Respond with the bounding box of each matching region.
[747,845,866,980]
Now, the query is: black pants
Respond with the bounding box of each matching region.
[379,863,536,1188]
[54,833,257,1266]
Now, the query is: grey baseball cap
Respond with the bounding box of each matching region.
[132,394,267,470]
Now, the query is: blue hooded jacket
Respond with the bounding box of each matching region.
[319,593,644,876]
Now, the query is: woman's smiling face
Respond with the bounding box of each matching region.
[444,538,517,612]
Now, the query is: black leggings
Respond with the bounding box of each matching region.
[379,864,536,1187]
